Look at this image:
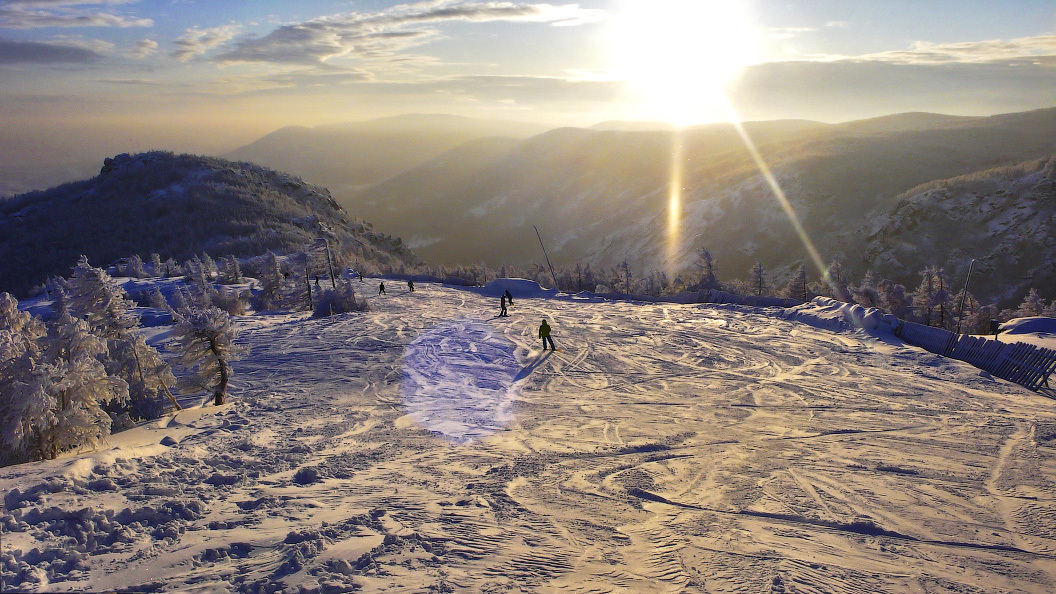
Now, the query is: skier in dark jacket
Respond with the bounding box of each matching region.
[379,282,386,295]
[408,280,415,292]
[539,319,555,350]
[504,289,514,305]
[500,294,508,317]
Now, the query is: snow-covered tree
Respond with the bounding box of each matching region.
[1013,288,1045,318]
[254,252,286,311]
[66,257,138,341]
[783,264,809,302]
[851,270,882,308]
[174,306,245,405]
[911,267,936,325]
[219,255,243,284]
[748,262,768,297]
[120,255,147,278]
[822,257,851,302]
[877,279,910,319]
[150,253,163,278]
[695,248,720,291]
[64,258,172,420]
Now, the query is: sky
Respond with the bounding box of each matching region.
[1,0,1055,175]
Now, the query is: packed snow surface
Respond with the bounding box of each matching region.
[3,281,1056,592]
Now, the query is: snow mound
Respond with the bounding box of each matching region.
[782,297,900,337]
[476,278,558,298]
[1000,317,1056,336]
[999,317,1056,350]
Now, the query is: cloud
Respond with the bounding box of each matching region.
[768,27,814,40]
[172,25,240,62]
[214,1,605,66]
[860,35,1056,65]
[0,37,103,63]
[0,0,152,28]
[813,34,1056,65]
[131,37,156,58]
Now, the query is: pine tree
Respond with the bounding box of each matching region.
[1014,288,1045,318]
[150,253,163,278]
[254,252,286,311]
[174,306,246,406]
[64,258,171,420]
[784,264,809,302]
[878,279,911,319]
[823,257,851,302]
[749,262,767,297]
[696,248,719,291]
[931,267,954,329]
[911,267,937,326]
[851,270,881,308]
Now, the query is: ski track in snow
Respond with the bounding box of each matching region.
[3,281,1056,592]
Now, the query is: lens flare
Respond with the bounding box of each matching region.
[666,131,684,279]
[716,97,831,288]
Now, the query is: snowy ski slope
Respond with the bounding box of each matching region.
[2,280,1056,592]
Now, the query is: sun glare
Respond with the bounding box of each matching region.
[611,0,758,126]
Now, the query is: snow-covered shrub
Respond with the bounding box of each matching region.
[212,286,249,316]
[174,306,246,405]
[252,252,287,311]
[219,255,243,284]
[312,279,369,318]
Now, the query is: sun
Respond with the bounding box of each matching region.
[610,0,759,125]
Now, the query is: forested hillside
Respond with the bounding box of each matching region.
[0,152,421,297]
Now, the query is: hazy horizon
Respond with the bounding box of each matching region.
[2,0,1056,195]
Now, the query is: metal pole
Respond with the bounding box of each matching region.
[324,240,337,289]
[534,225,559,290]
[955,258,976,335]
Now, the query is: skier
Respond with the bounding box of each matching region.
[539,319,556,351]
[408,280,415,292]
[359,272,364,282]
[504,289,514,306]
[379,282,386,295]
[500,294,508,317]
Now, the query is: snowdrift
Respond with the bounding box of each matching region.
[780,296,901,338]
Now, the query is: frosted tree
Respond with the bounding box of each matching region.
[823,257,851,302]
[695,248,720,291]
[150,253,163,278]
[851,270,882,308]
[619,260,633,294]
[121,255,147,278]
[174,306,245,405]
[910,266,948,326]
[254,252,286,310]
[64,258,173,419]
[877,279,911,319]
[748,262,767,297]
[66,257,138,341]
[931,268,954,329]
[1013,288,1045,318]
[219,256,243,284]
[784,264,809,302]
[200,253,218,279]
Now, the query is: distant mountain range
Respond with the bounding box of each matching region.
[338,109,1056,305]
[0,152,420,297]
[225,114,547,199]
[5,109,1055,305]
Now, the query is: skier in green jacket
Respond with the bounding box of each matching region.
[539,319,556,351]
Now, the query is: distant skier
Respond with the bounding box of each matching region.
[408,280,415,292]
[379,282,386,295]
[500,294,508,317]
[359,272,364,282]
[504,289,514,306]
[539,319,556,351]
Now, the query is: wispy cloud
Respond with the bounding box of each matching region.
[130,37,156,58]
[856,35,1056,65]
[172,24,240,62]
[0,36,103,63]
[768,27,814,40]
[214,1,604,67]
[0,0,152,28]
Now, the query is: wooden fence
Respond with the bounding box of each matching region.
[895,320,1056,392]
